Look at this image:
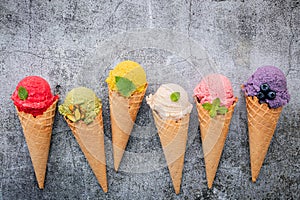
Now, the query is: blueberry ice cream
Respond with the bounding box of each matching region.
[242,66,290,108]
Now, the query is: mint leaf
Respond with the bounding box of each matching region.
[18,86,28,100]
[170,92,180,102]
[115,76,121,82]
[115,76,137,97]
[217,106,228,115]
[202,103,212,111]
[212,98,221,107]
[209,108,217,118]
[202,98,227,118]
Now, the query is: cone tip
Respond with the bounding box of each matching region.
[208,183,213,189]
[102,186,108,193]
[174,186,180,194]
[38,183,44,189]
[252,177,257,182]
[114,163,119,172]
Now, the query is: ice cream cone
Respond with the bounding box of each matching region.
[152,111,189,194]
[64,109,108,193]
[16,100,58,189]
[245,96,282,182]
[195,97,237,189]
[108,84,147,171]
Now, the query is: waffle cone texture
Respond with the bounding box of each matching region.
[195,97,237,189]
[152,111,190,194]
[245,96,282,182]
[16,99,58,189]
[65,109,108,193]
[108,84,147,171]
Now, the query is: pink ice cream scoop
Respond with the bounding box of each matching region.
[194,74,236,108]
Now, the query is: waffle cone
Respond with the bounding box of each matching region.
[65,109,108,193]
[152,111,189,194]
[195,97,237,189]
[245,96,282,182]
[16,100,58,189]
[108,84,147,171]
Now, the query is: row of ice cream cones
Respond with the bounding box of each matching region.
[12,64,289,194]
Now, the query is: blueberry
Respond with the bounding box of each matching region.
[260,83,270,93]
[267,91,276,100]
[257,91,265,100]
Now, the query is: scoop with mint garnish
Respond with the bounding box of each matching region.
[18,86,28,100]
[202,98,228,118]
[115,76,137,97]
[170,92,180,102]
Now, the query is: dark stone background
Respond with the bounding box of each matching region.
[0,0,299,199]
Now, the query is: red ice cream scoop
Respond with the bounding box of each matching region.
[11,76,59,117]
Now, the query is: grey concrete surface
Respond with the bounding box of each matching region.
[1,0,300,199]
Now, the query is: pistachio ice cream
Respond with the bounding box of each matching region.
[59,87,101,124]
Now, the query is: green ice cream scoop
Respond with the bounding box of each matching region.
[59,87,102,124]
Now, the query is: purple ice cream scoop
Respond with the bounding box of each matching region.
[243,66,290,108]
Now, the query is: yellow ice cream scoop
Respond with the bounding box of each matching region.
[106,60,147,97]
